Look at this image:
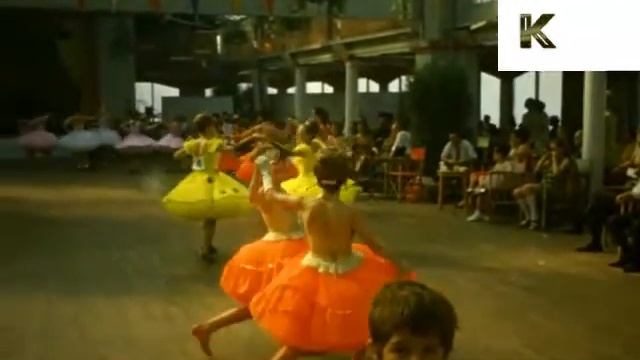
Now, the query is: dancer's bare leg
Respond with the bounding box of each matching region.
[201,218,217,261]
[271,346,325,360]
[191,307,251,356]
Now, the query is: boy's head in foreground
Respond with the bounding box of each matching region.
[369,281,458,360]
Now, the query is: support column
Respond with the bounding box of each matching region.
[294,67,307,121]
[582,72,608,193]
[251,69,264,112]
[96,15,135,118]
[344,60,359,137]
[500,76,515,131]
[534,71,541,100]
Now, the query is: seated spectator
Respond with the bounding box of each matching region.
[607,205,640,273]
[374,112,394,150]
[513,139,579,230]
[467,145,514,222]
[390,120,412,158]
[368,281,458,360]
[440,132,477,171]
[509,128,534,174]
[608,130,640,185]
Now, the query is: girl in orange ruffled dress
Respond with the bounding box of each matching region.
[191,146,308,357]
[250,147,413,360]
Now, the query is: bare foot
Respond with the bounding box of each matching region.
[191,324,213,357]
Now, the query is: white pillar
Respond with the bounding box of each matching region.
[582,72,607,193]
[344,60,359,137]
[294,67,307,121]
[252,69,263,112]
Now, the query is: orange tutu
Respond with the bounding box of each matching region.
[220,234,308,305]
[219,150,240,173]
[249,244,415,353]
[235,156,255,184]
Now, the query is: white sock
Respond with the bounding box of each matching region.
[526,195,538,222]
[517,199,530,220]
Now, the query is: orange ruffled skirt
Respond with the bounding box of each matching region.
[220,235,309,306]
[249,244,415,353]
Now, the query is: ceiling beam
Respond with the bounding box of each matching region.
[1,0,401,19]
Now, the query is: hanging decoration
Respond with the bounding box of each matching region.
[149,0,163,13]
[264,0,275,15]
[230,0,242,13]
[190,0,200,22]
[77,0,86,10]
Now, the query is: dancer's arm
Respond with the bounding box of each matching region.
[248,165,264,205]
[173,148,188,159]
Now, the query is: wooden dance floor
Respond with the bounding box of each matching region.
[1,166,640,360]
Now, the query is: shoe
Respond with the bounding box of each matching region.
[199,246,218,263]
[467,211,482,222]
[623,263,640,273]
[576,243,604,253]
[519,219,530,228]
[608,259,627,268]
[529,221,540,231]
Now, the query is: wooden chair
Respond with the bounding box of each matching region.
[387,147,426,200]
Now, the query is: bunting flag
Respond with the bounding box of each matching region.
[149,0,163,12]
[230,0,242,13]
[77,0,86,10]
[264,0,275,14]
[190,0,200,21]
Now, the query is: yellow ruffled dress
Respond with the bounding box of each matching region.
[162,138,252,221]
[281,143,361,203]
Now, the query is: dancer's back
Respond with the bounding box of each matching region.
[302,196,354,261]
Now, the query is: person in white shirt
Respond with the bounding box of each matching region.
[390,121,412,157]
[440,132,477,169]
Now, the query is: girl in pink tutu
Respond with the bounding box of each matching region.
[249,147,413,360]
[116,119,157,173]
[155,120,184,153]
[17,115,57,158]
[116,119,157,153]
[191,146,308,357]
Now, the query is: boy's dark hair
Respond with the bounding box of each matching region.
[193,113,215,135]
[369,281,458,356]
[314,147,351,194]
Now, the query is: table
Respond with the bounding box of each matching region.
[438,171,469,209]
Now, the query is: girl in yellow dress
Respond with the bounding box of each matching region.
[281,121,361,203]
[163,114,252,262]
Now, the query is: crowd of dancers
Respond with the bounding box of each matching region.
[17,108,459,359]
[157,112,458,359]
[16,110,185,170]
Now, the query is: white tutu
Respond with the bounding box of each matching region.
[155,133,184,150]
[116,134,157,151]
[58,130,101,152]
[92,128,122,147]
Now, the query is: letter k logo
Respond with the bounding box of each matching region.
[520,14,556,49]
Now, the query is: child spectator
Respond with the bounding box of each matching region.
[368,281,458,360]
[467,144,514,222]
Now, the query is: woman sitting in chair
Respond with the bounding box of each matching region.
[513,139,579,230]
[467,145,515,222]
